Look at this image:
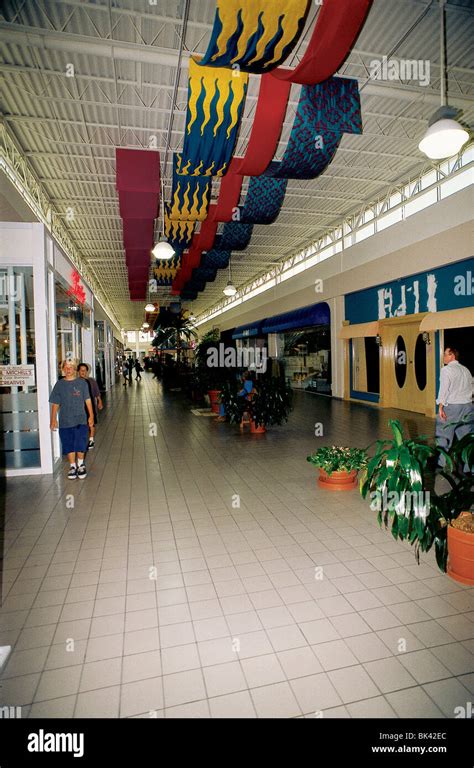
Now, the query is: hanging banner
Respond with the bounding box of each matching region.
[272,0,372,84]
[241,176,288,224]
[199,0,310,74]
[218,222,254,251]
[164,206,196,251]
[168,154,212,221]
[179,58,248,177]
[265,77,362,180]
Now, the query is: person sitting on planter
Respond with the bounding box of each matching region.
[216,371,254,422]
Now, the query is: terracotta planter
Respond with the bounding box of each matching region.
[447,514,474,586]
[318,468,357,491]
[208,389,221,414]
[250,420,266,434]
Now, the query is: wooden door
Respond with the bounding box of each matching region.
[382,318,434,414]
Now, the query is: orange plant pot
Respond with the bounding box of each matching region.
[250,421,266,434]
[208,390,221,414]
[447,523,474,586]
[318,469,357,491]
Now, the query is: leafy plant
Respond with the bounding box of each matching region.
[192,329,231,392]
[219,377,293,428]
[307,446,368,475]
[251,377,293,428]
[152,311,196,357]
[360,418,474,572]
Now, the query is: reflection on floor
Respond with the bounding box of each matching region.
[0,377,472,718]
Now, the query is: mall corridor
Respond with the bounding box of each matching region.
[0,376,472,719]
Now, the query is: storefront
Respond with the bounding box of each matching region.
[0,222,116,475]
[342,257,474,416]
[231,302,331,392]
[93,300,123,391]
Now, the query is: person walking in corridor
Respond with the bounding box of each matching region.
[127,357,134,385]
[436,346,473,471]
[49,359,94,479]
[134,359,143,381]
[78,362,103,449]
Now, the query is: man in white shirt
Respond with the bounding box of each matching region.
[436,347,473,470]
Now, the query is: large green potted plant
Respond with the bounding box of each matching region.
[360,418,474,580]
[307,446,368,491]
[152,310,196,388]
[219,377,293,433]
[249,377,293,433]
[193,329,230,411]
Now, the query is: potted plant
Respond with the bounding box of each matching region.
[360,418,474,581]
[219,377,293,433]
[152,310,197,389]
[193,329,228,411]
[307,446,368,491]
[433,426,474,584]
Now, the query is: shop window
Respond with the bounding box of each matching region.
[0,267,40,469]
[280,326,331,394]
[414,333,427,391]
[444,327,474,376]
[394,335,407,388]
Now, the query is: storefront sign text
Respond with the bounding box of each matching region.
[0,365,36,387]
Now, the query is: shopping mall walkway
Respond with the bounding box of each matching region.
[0,375,472,719]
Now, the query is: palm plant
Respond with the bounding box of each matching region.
[152,310,197,371]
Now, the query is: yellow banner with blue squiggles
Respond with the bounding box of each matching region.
[152,255,181,287]
[164,206,196,251]
[199,0,310,73]
[169,154,212,221]
[179,58,248,177]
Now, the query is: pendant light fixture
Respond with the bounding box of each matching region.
[418,0,469,160]
[151,171,175,260]
[223,257,237,297]
[145,303,155,312]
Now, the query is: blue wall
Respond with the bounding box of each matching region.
[345,257,474,324]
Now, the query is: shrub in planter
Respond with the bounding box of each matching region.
[307,446,368,491]
[360,418,474,578]
[219,377,293,431]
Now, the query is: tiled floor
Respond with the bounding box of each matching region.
[0,375,473,719]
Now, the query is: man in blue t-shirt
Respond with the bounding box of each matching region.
[49,360,94,480]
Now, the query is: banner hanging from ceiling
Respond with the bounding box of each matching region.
[179,58,248,177]
[199,0,310,74]
[168,154,212,221]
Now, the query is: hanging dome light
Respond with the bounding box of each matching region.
[142,322,150,329]
[223,280,237,297]
[419,109,469,160]
[152,238,175,260]
[418,3,469,161]
[189,313,196,322]
[144,303,155,312]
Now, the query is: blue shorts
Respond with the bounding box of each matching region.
[59,424,89,455]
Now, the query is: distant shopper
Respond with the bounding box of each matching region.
[436,347,473,470]
[49,359,94,480]
[127,357,134,385]
[122,360,129,386]
[78,362,103,449]
[134,359,143,381]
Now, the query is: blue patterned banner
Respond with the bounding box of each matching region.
[180,58,248,177]
[201,250,231,269]
[164,205,196,250]
[152,255,181,287]
[199,0,310,74]
[241,176,288,224]
[217,222,254,250]
[265,77,362,180]
[169,154,211,221]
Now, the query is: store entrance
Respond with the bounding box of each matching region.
[444,327,474,375]
[383,317,435,414]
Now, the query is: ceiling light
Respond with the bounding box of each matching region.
[419,1,469,160]
[142,322,149,329]
[189,313,196,322]
[223,280,237,297]
[418,108,469,160]
[144,303,155,312]
[152,238,175,260]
